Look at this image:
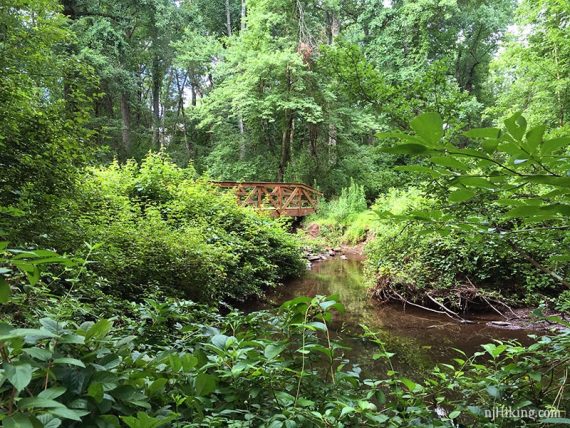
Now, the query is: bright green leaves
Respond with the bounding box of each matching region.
[85,319,113,341]
[380,111,570,220]
[464,127,500,139]
[194,373,217,396]
[504,112,527,141]
[525,125,545,154]
[410,112,444,145]
[5,363,33,392]
[264,343,287,360]
[481,343,507,359]
[448,189,476,203]
[431,156,470,171]
[383,143,430,155]
[0,246,75,304]
[0,276,10,303]
[380,112,444,155]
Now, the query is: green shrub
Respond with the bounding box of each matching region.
[0,263,568,427]
[305,179,370,245]
[365,188,566,307]
[45,153,305,302]
[320,178,367,224]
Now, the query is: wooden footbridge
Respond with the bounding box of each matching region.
[212,181,321,217]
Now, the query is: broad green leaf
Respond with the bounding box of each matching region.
[23,347,52,361]
[18,397,65,409]
[410,112,443,145]
[449,189,476,203]
[454,177,494,189]
[6,363,33,391]
[37,415,62,428]
[430,156,470,171]
[401,378,417,391]
[525,125,545,153]
[211,334,229,349]
[504,112,526,141]
[307,321,327,331]
[449,410,461,419]
[377,131,427,145]
[38,387,67,400]
[486,385,501,398]
[195,373,216,396]
[522,176,570,187]
[482,139,499,153]
[148,378,167,396]
[542,137,570,155]
[464,127,500,139]
[497,141,525,157]
[0,277,10,303]
[86,319,113,341]
[53,357,86,368]
[264,343,287,359]
[49,408,89,421]
[40,318,66,335]
[382,143,429,155]
[3,415,35,428]
[88,382,105,402]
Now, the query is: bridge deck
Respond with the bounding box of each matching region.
[212,181,321,217]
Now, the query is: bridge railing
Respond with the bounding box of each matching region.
[212,181,322,217]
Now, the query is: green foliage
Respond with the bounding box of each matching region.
[304,179,372,245]
[43,154,304,302]
[369,112,570,304]
[367,189,563,305]
[486,0,570,132]
[0,265,568,427]
[0,0,95,240]
[318,179,367,224]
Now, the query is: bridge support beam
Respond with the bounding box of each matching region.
[211,181,321,217]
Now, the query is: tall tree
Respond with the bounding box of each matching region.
[487,0,570,131]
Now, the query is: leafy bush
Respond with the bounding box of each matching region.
[304,179,371,245]
[366,113,570,307]
[365,188,565,307]
[0,263,568,427]
[319,179,367,224]
[42,153,305,302]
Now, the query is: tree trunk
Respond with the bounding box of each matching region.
[120,92,131,161]
[277,113,294,182]
[190,82,197,107]
[152,57,161,150]
[308,123,318,158]
[328,123,337,165]
[240,0,246,31]
[175,72,192,157]
[325,10,339,45]
[326,9,339,164]
[225,0,232,36]
[238,118,246,160]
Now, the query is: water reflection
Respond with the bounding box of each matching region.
[252,257,535,377]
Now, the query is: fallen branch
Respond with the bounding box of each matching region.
[426,293,468,322]
[390,287,473,324]
[480,295,508,320]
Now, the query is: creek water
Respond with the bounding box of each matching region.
[248,256,535,378]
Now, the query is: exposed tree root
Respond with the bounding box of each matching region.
[370,274,520,323]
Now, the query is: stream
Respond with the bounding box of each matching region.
[248,256,535,377]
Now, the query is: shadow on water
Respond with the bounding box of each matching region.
[246,256,535,378]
